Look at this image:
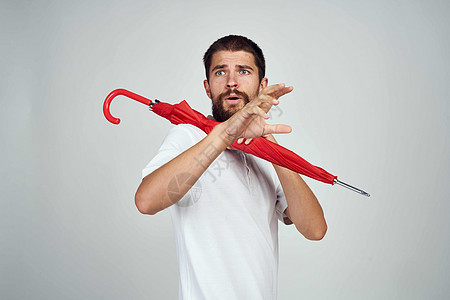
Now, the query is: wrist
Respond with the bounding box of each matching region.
[212,122,236,146]
[264,134,277,144]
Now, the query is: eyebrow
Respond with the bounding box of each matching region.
[211,64,227,72]
[211,64,255,72]
[237,65,254,71]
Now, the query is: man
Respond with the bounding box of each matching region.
[135,35,327,299]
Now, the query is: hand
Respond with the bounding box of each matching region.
[234,133,278,146]
[222,83,293,144]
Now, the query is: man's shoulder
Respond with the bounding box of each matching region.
[161,124,207,149]
[167,124,206,140]
[142,124,207,178]
[171,123,205,134]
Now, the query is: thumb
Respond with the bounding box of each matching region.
[263,124,292,135]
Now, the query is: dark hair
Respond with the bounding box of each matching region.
[203,35,266,82]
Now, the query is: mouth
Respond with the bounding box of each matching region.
[225,94,241,104]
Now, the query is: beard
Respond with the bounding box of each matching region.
[211,89,252,122]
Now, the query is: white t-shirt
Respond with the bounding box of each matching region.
[142,124,291,300]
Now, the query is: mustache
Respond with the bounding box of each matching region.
[219,89,249,102]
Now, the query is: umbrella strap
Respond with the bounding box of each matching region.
[149,99,160,111]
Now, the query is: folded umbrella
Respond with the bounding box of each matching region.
[103,88,370,196]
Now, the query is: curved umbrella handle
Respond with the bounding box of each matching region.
[103,88,153,124]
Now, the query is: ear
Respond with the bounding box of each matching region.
[203,79,212,99]
[259,77,268,93]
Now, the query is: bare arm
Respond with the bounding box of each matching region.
[238,134,327,240]
[273,163,327,240]
[135,84,293,215]
[135,123,232,214]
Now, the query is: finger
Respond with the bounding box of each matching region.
[244,138,253,145]
[263,83,284,94]
[258,84,288,100]
[256,84,292,113]
[250,105,270,119]
[263,124,292,135]
[256,92,279,110]
[237,138,244,144]
[253,93,269,103]
[265,84,293,99]
[270,86,293,100]
[259,85,281,100]
[241,104,265,119]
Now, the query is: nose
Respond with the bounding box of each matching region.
[226,73,238,89]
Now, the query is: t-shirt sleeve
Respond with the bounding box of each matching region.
[142,124,201,179]
[274,171,294,226]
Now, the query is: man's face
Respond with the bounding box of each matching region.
[204,50,268,122]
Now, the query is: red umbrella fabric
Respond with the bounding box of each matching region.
[103,89,369,196]
[152,99,337,185]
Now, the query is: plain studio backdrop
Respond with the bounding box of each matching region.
[1,0,449,299]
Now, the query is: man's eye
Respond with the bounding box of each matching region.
[216,70,225,76]
[240,70,250,75]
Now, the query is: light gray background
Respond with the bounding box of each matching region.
[1,0,449,299]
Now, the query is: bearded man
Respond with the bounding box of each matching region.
[135,35,327,300]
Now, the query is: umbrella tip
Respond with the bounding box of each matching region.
[334,179,370,197]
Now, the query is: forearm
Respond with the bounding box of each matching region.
[135,123,234,215]
[262,134,326,239]
[273,164,327,240]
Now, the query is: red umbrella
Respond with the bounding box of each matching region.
[103,88,370,196]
